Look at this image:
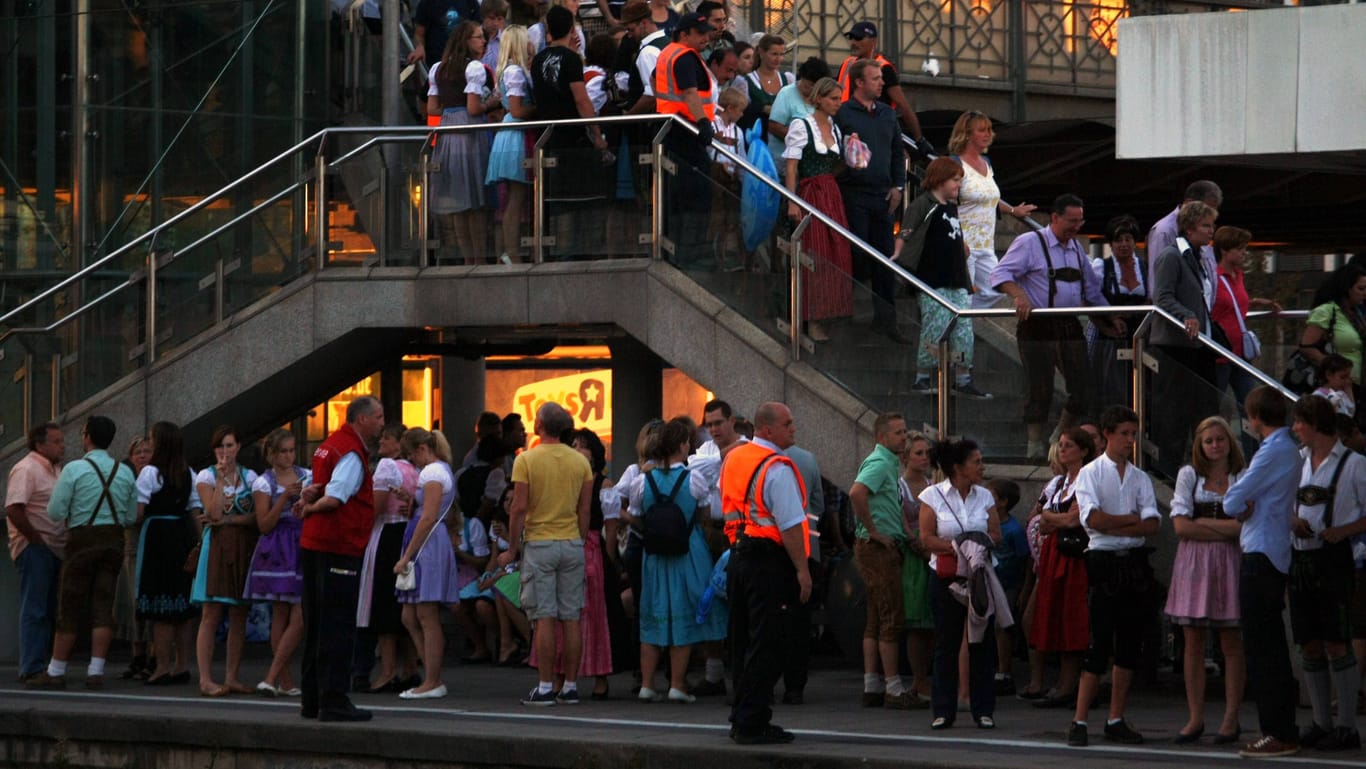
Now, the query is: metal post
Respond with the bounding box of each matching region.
[936,317,958,441]
[22,354,33,435]
[146,249,157,364]
[418,139,432,267]
[214,259,225,325]
[377,163,389,266]
[382,0,401,126]
[1131,320,1148,471]
[49,353,60,420]
[73,0,91,268]
[788,215,813,361]
[532,126,554,264]
[315,148,328,270]
[650,121,672,261]
[1007,0,1027,123]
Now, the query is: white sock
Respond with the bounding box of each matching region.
[537,681,554,694]
[87,657,106,677]
[864,673,884,693]
[705,658,725,683]
[48,660,68,677]
[885,676,906,696]
[560,680,577,693]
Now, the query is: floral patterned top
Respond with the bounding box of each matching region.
[957,155,1000,251]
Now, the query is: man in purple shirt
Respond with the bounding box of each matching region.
[1146,180,1221,289]
[991,194,1123,458]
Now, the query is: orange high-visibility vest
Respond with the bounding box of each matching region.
[720,441,808,555]
[838,53,893,102]
[653,42,715,122]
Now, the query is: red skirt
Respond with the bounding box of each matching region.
[1029,534,1089,652]
[796,174,854,322]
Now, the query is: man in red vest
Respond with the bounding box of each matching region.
[836,21,931,156]
[720,402,810,745]
[296,395,385,721]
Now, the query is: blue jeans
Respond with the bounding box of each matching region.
[16,544,62,676]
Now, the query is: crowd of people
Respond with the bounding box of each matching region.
[8,380,1366,754]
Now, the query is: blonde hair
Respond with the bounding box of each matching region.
[808,76,840,105]
[402,427,453,465]
[497,25,532,78]
[1190,416,1246,477]
[718,86,749,111]
[262,428,295,462]
[946,110,993,156]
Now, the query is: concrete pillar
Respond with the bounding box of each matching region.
[441,357,486,462]
[609,338,663,473]
[379,358,403,436]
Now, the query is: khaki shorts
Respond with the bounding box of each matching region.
[520,539,585,621]
[57,524,126,633]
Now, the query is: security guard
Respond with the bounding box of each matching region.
[720,402,810,745]
[654,12,716,269]
[836,21,932,156]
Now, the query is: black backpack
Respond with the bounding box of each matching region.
[457,463,495,519]
[642,469,691,556]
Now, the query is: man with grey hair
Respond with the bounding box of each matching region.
[500,402,594,705]
[1147,179,1223,286]
[297,395,384,721]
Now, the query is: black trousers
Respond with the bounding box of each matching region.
[728,539,798,733]
[929,572,996,721]
[301,548,362,715]
[842,189,897,328]
[1016,316,1091,426]
[1240,553,1299,744]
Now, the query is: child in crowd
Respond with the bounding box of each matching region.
[1313,353,1356,418]
[480,0,510,70]
[709,86,749,272]
[987,478,1030,696]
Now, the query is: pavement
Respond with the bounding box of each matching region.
[2,653,1360,769]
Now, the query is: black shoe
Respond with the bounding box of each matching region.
[1300,722,1332,748]
[781,689,804,705]
[1316,727,1361,752]
[1173,724,1205,744]
[731,724,795,745]
[692,679,727,697]
[121,655,149,680]
[1068,722,1088,747]
[1103,719,1144,744]
[993,675,1016,696]
[319,704,373,722]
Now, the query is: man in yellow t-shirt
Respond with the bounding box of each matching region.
[501,402,594,706]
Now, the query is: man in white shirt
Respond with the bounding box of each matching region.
[1288,396,1366,752]
[1068,406,1159,748]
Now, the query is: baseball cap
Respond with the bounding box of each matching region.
[845,21,877,40]
[674,12,711,36]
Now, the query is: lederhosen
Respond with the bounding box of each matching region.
[1016,230,1092,423]
[1289,452,1357,643]
[56,459,129,632]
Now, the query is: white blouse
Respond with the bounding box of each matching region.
[1169,465,1239,518]
[136,465,202,509]
[782,116,842,161]
[921,479,994,570]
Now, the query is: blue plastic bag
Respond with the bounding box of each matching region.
[696,548,731,624]
[740,121,780,253]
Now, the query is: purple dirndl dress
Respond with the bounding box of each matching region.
[396,460,461,605]
[243,467,309,603]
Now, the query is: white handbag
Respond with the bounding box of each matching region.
[395,509,447,592]
[1218,275,1261,360]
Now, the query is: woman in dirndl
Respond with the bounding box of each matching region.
[428,20,499,263]
[358,423,421,692]
[244,429,309,697]
[192,425,259,697]
[485,25,536,263]
[1166,416,1245,743]
[782,76,852,342]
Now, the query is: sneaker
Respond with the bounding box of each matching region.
[1239,735,1300,758]
[910,379,936,395]
[952,382,993,400]
[1103,719,1144,744]
[861,691,884,708]
[1068,722,1088,747]
[1316,727,1361,752]
[555,688,580,705]
[521,687,557,707]
[692,679,727,697]
[730,724,796,745]
[1300,723,1331,748]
